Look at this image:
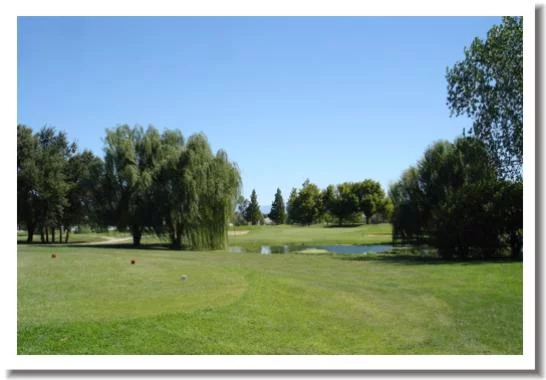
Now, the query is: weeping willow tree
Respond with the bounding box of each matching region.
[103,125,167,246]
[156,132,241,250]
[197,149,241,250]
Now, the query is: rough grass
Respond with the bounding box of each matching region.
[18,243,522,354]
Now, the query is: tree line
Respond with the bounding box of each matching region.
[389,136,522,259]
[17,124,241,250]
[389,17,523,260]
[235,179,391,226]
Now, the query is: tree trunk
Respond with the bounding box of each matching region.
[133,233,141,247]
[132,226,142,247]
[510,232,522,259]
[65,228,70,243]
[365,215,370,224]
[51,226,55,243]
[26,224,34,243]
[40,226,45,243]
[172,232,182,250]
[45,227,49,243]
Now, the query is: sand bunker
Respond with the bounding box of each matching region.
[228,230,250,236]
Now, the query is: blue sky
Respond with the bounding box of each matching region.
[17,16,500,208]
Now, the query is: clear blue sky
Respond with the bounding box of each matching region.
[18,16,500,208]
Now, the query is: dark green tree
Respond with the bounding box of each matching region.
[293,179,322,225]
[102,125,143,246]
[245,189,262,225]
[390,136,521,259]
[286,188,298,224]
[269,188,286,224]
[446,16,522,180]
[62,150,104,242]
[17,125,40,242]
[322,183,359,226]
[353,179,385,224]
[34,127,76,243]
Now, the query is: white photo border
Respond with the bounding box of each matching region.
[2,0,537,372]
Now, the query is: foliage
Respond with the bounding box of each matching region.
[17,125,76,243]
[268,188,286,224]
[390,137,523,259]
[321,183,359,225]
[62,151,104,242]
[352,179,386,224]
[17,124,240,250]
[287,179,322,225]
[245,189,262,225]
[446,16,523,181]
[286,188,298,224]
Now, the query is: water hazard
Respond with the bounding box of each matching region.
[229,244,394,255]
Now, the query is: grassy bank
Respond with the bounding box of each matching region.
[18,243,522,354]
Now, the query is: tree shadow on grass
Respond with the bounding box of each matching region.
[63,243,174,251]
[323,223,365,228]
[334,252,519,266]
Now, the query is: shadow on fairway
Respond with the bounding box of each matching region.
[64,243,173,251]
[323,223,365,228]
[334,253,519,266]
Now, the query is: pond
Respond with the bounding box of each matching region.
[229,244,394,255]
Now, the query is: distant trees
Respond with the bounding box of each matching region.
[286,188,298,225]
[321,183,358,226]
[245,189,262,225]
[286,179,322,225]
[319,180,390,226]
[17,124,241,250]
[269,188,286,224]
[446,16,522,181]
[389,137,522,259]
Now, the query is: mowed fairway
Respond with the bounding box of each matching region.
[18,233,522,354]
[226,223,393,250]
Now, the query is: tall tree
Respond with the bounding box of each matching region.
[286,188,298,225]
[390,136,521,259]
[17,125,40,242]
[269,188,286,224]
[34,127,76,243]
[353,179,385,224]
[62,150,104,242]
[446,16,523,181]
[102,125,142,246]
[153,129,186,248]
[293,179,322,225]
[156,132,241,249]
[322,183,359,226]
[245,189,262,225]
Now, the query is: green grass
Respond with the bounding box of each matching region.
[18,240,522,354]
[226,223,393,251]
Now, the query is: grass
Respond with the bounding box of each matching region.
[226,223,393,251]
[17,234,522,354]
